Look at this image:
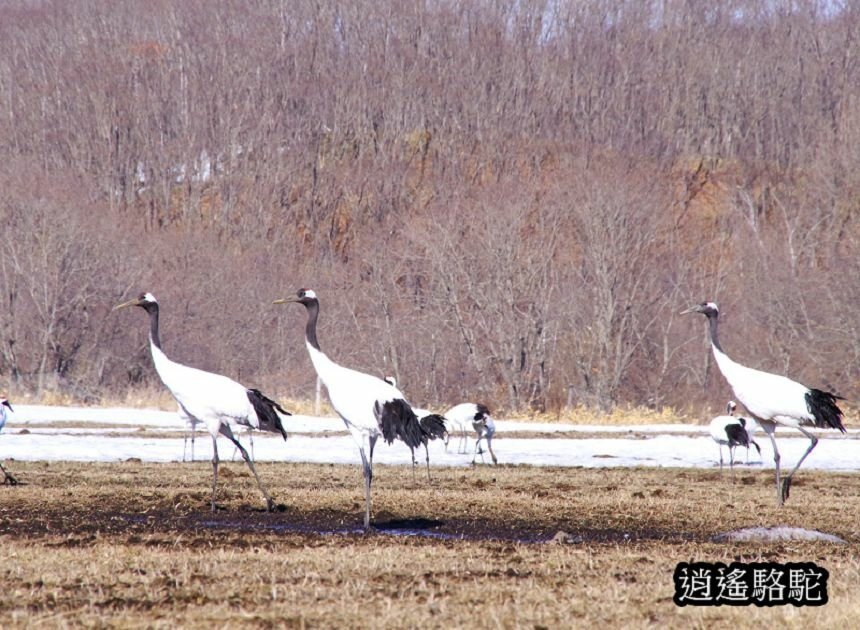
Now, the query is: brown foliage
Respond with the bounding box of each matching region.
[1,0,859,413]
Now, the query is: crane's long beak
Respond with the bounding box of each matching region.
[113,298,141,311]
[679,305,698,315]
[272,297,300,305]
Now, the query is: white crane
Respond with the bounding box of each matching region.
[709,400,761,472]
[274,289,447,529]
[467,405,498,465]
[0,397,18,485]
[683,302,845,504]
[443,402,492,455]
[114,293,290,512]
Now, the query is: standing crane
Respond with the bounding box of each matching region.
[709,400,760,472]
[274,289,447,529]
[683,302,844,504]
[114,293,290,512]
[0,397,18,485]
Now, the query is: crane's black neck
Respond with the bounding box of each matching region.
[141,302,162,350]
[705,310,722,353]
[304,299,321,351]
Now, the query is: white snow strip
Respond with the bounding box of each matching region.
[2,429,860,471]
[713,527,846,543]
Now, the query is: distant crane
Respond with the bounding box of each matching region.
[444,403,492,455]
[683,302,844,504]
[275,289,447,529]
[114,293,290,512]
[709,400,761,472]
[469,406,498,465]
[0,397,18,485]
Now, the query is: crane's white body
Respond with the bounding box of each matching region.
[308,342,404,436]
[151,345,262,436]
[443,403,476,454]
[712,348,817,428]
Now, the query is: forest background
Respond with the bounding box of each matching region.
[1,0,858,416]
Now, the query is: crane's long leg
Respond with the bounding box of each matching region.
[718,445,724,472]
[486,434,498,465]
[357,435,378,531]
[424,443,431,481]
[472,435,484,465]
[781,426,818,503]
[220,424,274,512]
[409,447,418,484]
[764,427,782,505]
[211,436,220,512]
[0,461,18,485]
[729,445,736,482]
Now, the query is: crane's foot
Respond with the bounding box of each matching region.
[3,474,19,486]
[265,498,276,513]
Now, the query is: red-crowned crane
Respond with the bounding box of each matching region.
[114,293,290,512]
[444,403,493,456]
[709,400,761,472]
[683,302,844,504]
[0,397,18,485]
[468,405,498,465]
[274,289,447,529]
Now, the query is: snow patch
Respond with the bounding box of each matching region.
[713,527,846,544]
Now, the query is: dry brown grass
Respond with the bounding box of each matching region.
[1,461,859,628]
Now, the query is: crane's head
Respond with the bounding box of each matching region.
[1,397,11,412]
[273,288,318,307]
[726,400,737,415]
[113,292,159,313]
[680,301,718,317]
[383,376,397,387]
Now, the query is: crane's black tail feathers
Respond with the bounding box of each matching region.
[375,400,448,448]
[724,423,750,448]
[247,389,290,440]
[376,399,423,448]
[751,440,762,455]
[418,414,448,442]
[806,389,846,433]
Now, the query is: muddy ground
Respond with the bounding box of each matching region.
[1,460,859,628]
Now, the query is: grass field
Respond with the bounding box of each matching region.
[1,460,858,628]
